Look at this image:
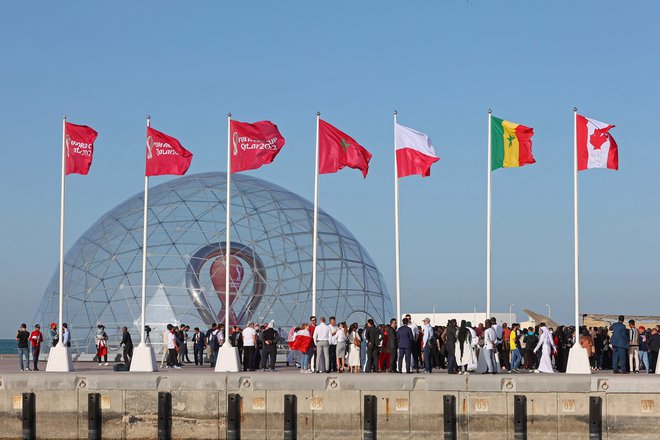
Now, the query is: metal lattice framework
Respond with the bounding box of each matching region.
[35,172,393,353]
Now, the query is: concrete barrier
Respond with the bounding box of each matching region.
[0,373,658,439]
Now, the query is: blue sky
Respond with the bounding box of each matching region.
[1,1,659,337]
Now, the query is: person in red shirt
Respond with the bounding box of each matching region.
[29,324,43,371]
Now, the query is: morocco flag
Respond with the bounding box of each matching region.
[490,116,535,171]
[146,127,193,176]
[231,120,285,173]
[576,114,618,171]
[395,123,439,178]
[65,122,98,175]
[318,119,372,178]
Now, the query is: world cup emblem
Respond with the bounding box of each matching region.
[185,242,266,326]
[233,132,239,156]
[146,136,154,159]
[65,134,71,158]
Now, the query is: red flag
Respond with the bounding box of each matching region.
[146,126,193,176]
[230,120,286,173]
[318,119,372,178]
[576,114,618,171]
[65,122,98,175]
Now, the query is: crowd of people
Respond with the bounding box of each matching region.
[15,314,660,374]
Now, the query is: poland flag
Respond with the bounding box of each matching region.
[577,114,619,171]
[395,123,440,178]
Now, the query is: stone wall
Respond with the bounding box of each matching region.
[0,373,658,439]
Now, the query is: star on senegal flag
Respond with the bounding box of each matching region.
[490,116,535,171]
[318,119,372,177]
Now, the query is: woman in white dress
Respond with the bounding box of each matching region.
[335,322,348,372]
[534,326,556,373]
[347,323,361,373]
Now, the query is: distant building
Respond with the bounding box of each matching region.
[405,312,516,327]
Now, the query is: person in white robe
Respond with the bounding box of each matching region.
[534,326,556,373]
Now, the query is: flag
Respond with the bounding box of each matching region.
[230,120,286,173]
[491,116,535,171]
[65,122,98,175]
[146,127,193,176]
[395,123,439,178]
[318,119,372,177]
[577,114,618,171]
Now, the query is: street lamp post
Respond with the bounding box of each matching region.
[508,303,514,325]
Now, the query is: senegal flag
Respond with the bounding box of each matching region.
[490,116,535,171]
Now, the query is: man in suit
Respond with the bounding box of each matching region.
[396,318,414,373]
[610,315,630,373]
[192,327,206,365]
[364,319,380,373]
[387,318,398,372]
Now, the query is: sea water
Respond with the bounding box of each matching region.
[0,339,16,354]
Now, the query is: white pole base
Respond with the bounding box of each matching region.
[566,345,592,374]
[655,353,660,375]
[45,343,74,372]
[215,343,241,372]
[129,343,158,372]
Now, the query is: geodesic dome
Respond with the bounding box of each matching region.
[35,172,393,353]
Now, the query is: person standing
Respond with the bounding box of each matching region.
[628,320,640,373]
[509,323,523,373]
[16,324,30,371]
[29,324,43,371]
[347,323,362,373]
[443,320,458,374]
[328,317,338,372]
[364,319,380,373]
[534,324,556,373]
[165,324,179,369]
[387,319,398,373]
[313,317,332,373]
[62,323,71,347]
[638,327,650,373]
[648,328,660,374]
[192,327,205,365]
[455,320,472,374]
[523,327,539,371]
[579,328,594,370]
[336,322,348,373]
[404,314,420,372]
[49,322,59,347]
[209,325,222,368]
[610,315,630,374]
[396,318,414,373]
[242,323,257,371]
[483,319,497,374]
[96,325,109,366]
[260,321,279,371]
[120,326,133,366]
[491,317,504,371]
[422,318,434,373]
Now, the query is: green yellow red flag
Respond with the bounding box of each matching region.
[490,116,535,171]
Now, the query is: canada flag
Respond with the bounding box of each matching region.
[577,114,618,171]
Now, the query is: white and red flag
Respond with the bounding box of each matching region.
[395,123,439,178]
[65,122,98,175]
[577,114,618,171]
[230,120,285,173]
[146,126,193,176]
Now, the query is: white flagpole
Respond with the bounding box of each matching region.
[311,113,320,318]
[130,115,157,371]
[486,109,492,318]
[224,113,232,346]
[139,116,151,346]
[393,111,401,321]
[47,115,74,371]
[58,115,66,345]
[216,114,241,372]
[573,107,579,332]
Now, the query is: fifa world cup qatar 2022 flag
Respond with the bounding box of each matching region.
[577,114,618,171]
[490,116,535,171]
[318,119,372,178]
[65,122,98,175]
[395,123,439,178]
[230,120,286,173]
[146,126,193,176]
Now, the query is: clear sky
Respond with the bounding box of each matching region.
[1,1,659,337]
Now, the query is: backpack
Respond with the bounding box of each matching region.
[210,331,220,350]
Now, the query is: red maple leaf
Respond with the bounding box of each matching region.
[590,128,609,150]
